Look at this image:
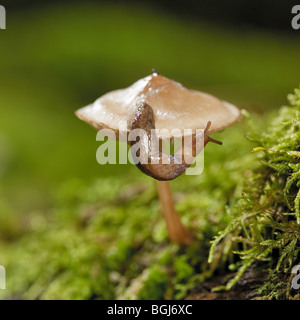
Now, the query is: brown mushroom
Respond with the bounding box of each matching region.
[75,71,242,245]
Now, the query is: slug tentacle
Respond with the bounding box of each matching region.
[130,102,222,181]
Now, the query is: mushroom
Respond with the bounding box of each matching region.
[75,70,242,245]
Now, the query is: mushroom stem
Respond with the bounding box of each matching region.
[156,180,193,245]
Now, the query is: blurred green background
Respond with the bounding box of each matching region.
[0,0,299,299]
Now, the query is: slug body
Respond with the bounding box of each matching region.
[130,102,222,181]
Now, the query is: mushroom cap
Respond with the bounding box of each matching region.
[75,73,242,139]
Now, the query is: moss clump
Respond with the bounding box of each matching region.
[174,255,195,282]
[136,266,169,300]
[209,86,300,298]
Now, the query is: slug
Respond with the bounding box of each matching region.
[129,102,222,181]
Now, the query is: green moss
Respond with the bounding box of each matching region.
[174,255,195,282]
[209,86,300,297]
[137,266,169,300]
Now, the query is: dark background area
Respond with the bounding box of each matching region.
[3,0,300,34]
